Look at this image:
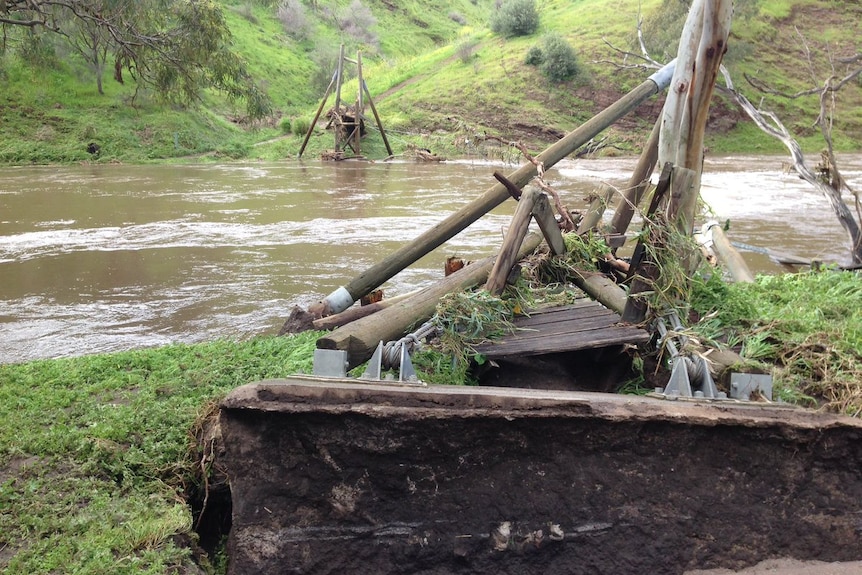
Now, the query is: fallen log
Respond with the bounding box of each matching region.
[699,222,755,283]
[317,233,544,370]
[312,290,420,331]
[318,60,678,315]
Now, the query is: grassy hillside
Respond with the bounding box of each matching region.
[0,0,860,165]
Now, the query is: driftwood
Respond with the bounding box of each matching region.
[699,223,755,283]
[318,60,677,315]
[317,233,544,370]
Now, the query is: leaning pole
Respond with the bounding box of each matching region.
[319,60,677,315]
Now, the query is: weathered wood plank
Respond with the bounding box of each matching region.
[473,303,649,359]
[511,310,619,334]
[476,326,650,358]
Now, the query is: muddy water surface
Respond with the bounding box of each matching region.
[1,155,859,363]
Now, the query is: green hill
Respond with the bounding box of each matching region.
[0,0,859,164]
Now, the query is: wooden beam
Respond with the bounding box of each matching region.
[298,72,337,159]
[320,60,678,314]
[576,184,614,235]
[532,193,566,255]
[362,79,393,157]
[485,188,540,295]
[317,233,544,370]
[609,117,661,235]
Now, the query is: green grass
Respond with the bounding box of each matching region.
[0,333,321,574]
[690,270,862,414]
[2,0,860,165]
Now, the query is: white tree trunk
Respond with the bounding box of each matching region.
[658,0,733,233]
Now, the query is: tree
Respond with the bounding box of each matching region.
[1,0,273,121]
[721,53,862,265]
[604,5,862,266]
[65,8,111,94]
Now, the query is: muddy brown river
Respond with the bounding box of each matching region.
[1,155,860,363]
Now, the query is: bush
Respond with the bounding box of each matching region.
[539,33,580,83]
[232,3,259,24]
[524,45,543,66]
[279,117,292,134]
[339,0,379,48]
[490,0,539,38]
[456,38,479,64]
[292,117,311,136]
[277,0,310,40]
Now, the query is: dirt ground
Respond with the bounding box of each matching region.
[218,380,862,575]
[687,559,862,574]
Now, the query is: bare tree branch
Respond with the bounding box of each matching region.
[720,66,862,263]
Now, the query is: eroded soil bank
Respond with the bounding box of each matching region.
[219,380,862,574]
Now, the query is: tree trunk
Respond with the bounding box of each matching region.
[658,0,732,234]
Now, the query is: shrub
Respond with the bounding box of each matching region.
[17,31,58,68]
[277,0,310,40]
[232,3,259,24]
[490,0,539,38]
[280,117,292,134]
[292,117,311,136]
[524,44,543,66]
[456,38,479,63]
[539,33,580,83]
[339,0,379,48]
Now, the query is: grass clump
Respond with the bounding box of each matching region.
[0,333,321,574]
[690,270,862,414]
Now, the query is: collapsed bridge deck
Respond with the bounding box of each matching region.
[219,379,862,575]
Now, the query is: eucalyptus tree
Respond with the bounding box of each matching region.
[0,0,272,120]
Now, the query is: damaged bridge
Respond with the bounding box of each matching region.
[219,379,862,575]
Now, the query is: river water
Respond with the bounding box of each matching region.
[1,155,860,364]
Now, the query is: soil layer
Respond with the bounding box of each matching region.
[219,379,862,575]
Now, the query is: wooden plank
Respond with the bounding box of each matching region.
[510,301,623,329]
[485,188,538,295]
[473,303,649,359]
[510,311,620,335]
[532,193,566,255]
[476,326,650,358]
